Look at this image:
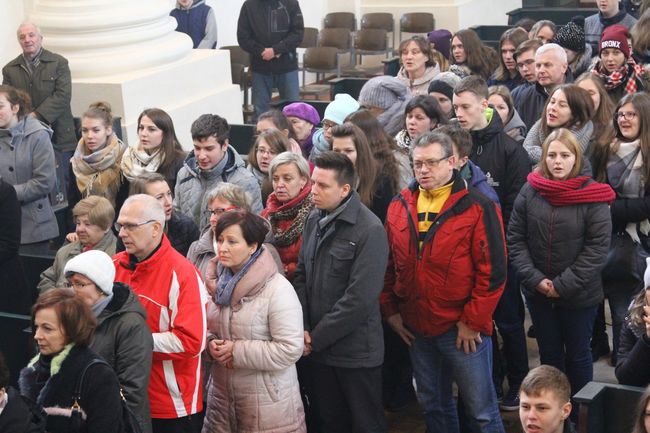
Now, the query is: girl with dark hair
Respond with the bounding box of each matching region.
[529,20,556,43]
[449,28,500,80]
[631,386,650,433]
[394,95,447,150]
[509,128,614,410]
[591,92,650,363]
[203,210,305,433]
[523,84,595,164]
[256,110,302,154]
[346,109,410,190]
[247,129,291,205]
[632,9,650,85]
[68,101,128,220]
[488,27,529,90]
[615,278,650,386]
[396,36,440,96]
[488,85,528,144]
[331,123,396,222]
[120,107,186,190]
[0,85,58,245]
[18,288,125,433]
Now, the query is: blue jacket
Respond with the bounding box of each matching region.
[461,160,500,206]
[170,0,217,49]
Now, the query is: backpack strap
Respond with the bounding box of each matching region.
[72,358,109,406]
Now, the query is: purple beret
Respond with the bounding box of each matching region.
[427,29,453,60]
[282,102,321,126]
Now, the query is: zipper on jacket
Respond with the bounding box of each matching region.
[546,207,555,275]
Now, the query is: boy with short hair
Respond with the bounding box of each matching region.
[519,365,574,433]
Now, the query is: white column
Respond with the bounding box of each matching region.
[23,0,243,147]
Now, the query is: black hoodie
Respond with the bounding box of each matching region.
[237,0,304,75]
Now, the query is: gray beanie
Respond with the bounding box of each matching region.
[64,250,116,295]
[358,76,412,136]
[427,72,462,99]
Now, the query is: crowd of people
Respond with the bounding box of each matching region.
[3,0,650,433]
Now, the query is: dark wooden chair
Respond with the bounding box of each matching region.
[574,381,645,433]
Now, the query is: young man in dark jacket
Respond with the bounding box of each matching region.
[294,151,389,433]
[237,0,304,119]
[454,75,531,410]
[519,366,575,433]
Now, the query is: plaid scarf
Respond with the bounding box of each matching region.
[592,58,646,95]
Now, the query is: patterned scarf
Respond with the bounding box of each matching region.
[527,171,615,207]
[265,184,314,247]
[71,135,126,205]
[592,57,646,95]
[120,143,165,182]
[215,247,263,306]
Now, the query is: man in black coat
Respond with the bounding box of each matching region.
[294,152,389,433]
[454,75,531,411]
[237,0,304,119]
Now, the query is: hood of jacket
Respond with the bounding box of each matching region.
[470,106,504,146]
[97,282,147,326]
[193,228,215,257]
[182,144,245,180]
[574,44,594,73]
[505,109,527,137]
[1,116,53,141]
[175,0,205,9]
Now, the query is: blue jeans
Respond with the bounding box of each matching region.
[409,327,505,433]
[252,70,299,119]
[527,299,598,397]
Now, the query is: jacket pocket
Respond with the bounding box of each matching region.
[328,240,355,275]
[262,371,280,402]
[29,197,55,224]
[270,7,290,33]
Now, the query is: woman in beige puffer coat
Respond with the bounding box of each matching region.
[202,210,305,433]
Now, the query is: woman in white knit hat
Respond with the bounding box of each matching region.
[63,250,153,433]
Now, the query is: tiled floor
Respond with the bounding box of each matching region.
[386,309,618,433]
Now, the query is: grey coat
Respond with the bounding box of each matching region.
[523,120,594,165]
[37,230,116,293]
[508,182,612,309]
[293,191,389,368]
[174,145,263,231]
[2,49,76,151]
[0,116,58,244]
[90,282,153,433]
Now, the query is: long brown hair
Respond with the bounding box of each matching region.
[540,128,583,179]
[137,108,186,174]
[345,109,400,196]
[330,123,378,206]
[540,84,594,136]
[493,27,529,82]
[611,92,650,187]
[451,29,499,80]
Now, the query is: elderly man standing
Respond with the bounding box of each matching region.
[113,194,207,433]
[513,43,571,130]
[382,131,507,433]
[3,22,75,192]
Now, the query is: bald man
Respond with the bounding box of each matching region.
[113,195,208,433]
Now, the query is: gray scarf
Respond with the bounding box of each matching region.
[215,248,263,306]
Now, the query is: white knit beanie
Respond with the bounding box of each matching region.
[64,250,116,295]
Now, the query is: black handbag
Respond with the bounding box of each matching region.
[70,359,143,433]
[602,232,649,283]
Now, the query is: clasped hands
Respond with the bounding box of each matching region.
[209,338,234,369]
[536,278,560,298]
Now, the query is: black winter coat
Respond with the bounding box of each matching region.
[237,0,304,75]
[469,110,531,226]
[0,386,45,433]
[508,182,612,309]
[615,317,650,386]
[19,345,124,433]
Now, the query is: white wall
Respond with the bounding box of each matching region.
[0,0,26,68]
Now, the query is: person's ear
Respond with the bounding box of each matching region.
[249,243,258,256]
[106,125,113,137]
[561,401,572,420]
[300,176,308,189]
[481,98,489,111]
[341,182,351,198]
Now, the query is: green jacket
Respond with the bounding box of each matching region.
[2,49,76,151]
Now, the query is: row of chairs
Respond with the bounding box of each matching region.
[323,12,435,46]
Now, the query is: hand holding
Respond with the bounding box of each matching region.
[262,48,275,61]
[303,331,312,356]
[386,314,416,346]
[455,321,482,354]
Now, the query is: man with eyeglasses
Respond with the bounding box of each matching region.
[382,130,507,433]
[454,75,531,412]
[114,194,208,433]
[510,39,543,103]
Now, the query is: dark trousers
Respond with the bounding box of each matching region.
[151,412,203,433]
[492,264,529,392]
[310,362,387,433]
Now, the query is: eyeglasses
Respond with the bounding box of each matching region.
[206,206,238,216]
[63,281,94,290]
[322,121,337,130]
[256,147,277,156]
[615,111,637,121]
[516,59,535,69]
[413,156,450,171]
[114,219,156,232]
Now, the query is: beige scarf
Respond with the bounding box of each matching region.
[120,142,165,182]
[71,135,126,206]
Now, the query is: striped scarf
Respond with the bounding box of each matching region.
[592,57,646,95]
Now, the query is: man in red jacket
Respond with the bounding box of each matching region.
[382,131,507,433]
[113,194,207,433]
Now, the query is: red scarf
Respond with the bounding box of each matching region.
[527,171,615,207]
[592,57,646,95]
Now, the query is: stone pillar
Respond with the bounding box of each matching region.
[26,0,242,147]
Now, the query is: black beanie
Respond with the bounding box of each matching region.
[552,16,586,53]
